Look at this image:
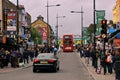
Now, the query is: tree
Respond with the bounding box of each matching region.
[87,24,94,34]
[30,27,42,44]
[87,24,95,43]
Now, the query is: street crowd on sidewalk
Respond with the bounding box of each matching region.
[77,44,120,80]
[0,48,35,69]
[0,43,58,70]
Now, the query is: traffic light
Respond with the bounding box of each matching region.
[101,19,107,38]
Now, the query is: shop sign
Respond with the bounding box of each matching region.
[7,11,16,31]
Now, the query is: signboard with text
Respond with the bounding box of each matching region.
[7,11,16,32]
[96,10,105,24]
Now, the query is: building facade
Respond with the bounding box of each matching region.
[31,15,54,45]
[0,0,31,49]
[113,0,120,24]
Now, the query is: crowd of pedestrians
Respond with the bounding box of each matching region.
[0,48,34,68]
[0,43,58,69]
[78,44,120,80]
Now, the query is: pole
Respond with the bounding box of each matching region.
[56,15,65,48]
[16,0,19,48]
[71,9,84,46]
[46,0,49,45]
[56,14,58,47]
[81,7,83,46]
[47,0,49,25]
[93,0,97,71]
[93,0,96,53]
[103,39,106,55]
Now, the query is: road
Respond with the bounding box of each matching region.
[0,52,94,80]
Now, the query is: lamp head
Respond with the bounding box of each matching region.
[56,4,60,6]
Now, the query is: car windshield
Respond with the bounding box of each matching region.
[37,53,55,59]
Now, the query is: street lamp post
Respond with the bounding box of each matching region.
[46,0,60,45]
[46,0,60,25]
[56,14,65,47]
[93,0,96,55]
[71,7,84,46]
[93,0,97,71]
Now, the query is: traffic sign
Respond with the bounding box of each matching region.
[96,10,105,24]
[96,10,105,18]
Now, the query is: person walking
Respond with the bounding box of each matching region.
[23,49,29,64]
[102,50,112,75]
[79,45,83,58]
[105,50,113,74]
[84,47,90,66]
[0,48,6,68]
[4,50,11,67]
[114,48,120,80]
[10,49,17,68]
[90,47,96,67]
[53,46,58,56]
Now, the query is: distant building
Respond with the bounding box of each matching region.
[0,0,31,49]
[31,15,54,45]
[113,0,120,24]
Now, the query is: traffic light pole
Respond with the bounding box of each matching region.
[103,38,106,55]
[101,19,107,55]
[93,0,96,56]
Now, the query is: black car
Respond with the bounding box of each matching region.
[33,53,60,72]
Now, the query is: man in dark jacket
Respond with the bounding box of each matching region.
[23,50,29,64]
[114,48,120,80]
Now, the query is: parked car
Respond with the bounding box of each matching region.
[33,53,60,72]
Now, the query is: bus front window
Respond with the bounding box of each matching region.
[65,40,72,46]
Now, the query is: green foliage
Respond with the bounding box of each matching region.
[30,27,42,44]
[86,24,95,43]
[87,24,94,34]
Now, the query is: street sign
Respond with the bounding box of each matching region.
[96,10,105,24]
[97,18,104,24]
[96,10,105,18]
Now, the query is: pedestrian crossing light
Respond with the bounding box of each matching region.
[101,19,107,25]
[101,19,107,38]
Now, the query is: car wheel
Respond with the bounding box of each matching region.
[53,66,57,72]
[33,68,36,73]
[57,66,60,71]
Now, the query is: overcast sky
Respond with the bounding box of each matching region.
[10,0,116,38]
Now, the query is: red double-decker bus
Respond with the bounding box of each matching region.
[62,34,74,52]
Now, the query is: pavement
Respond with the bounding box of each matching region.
[0,61,33,74]
[0,52,116,80]
[77,52,115,80]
